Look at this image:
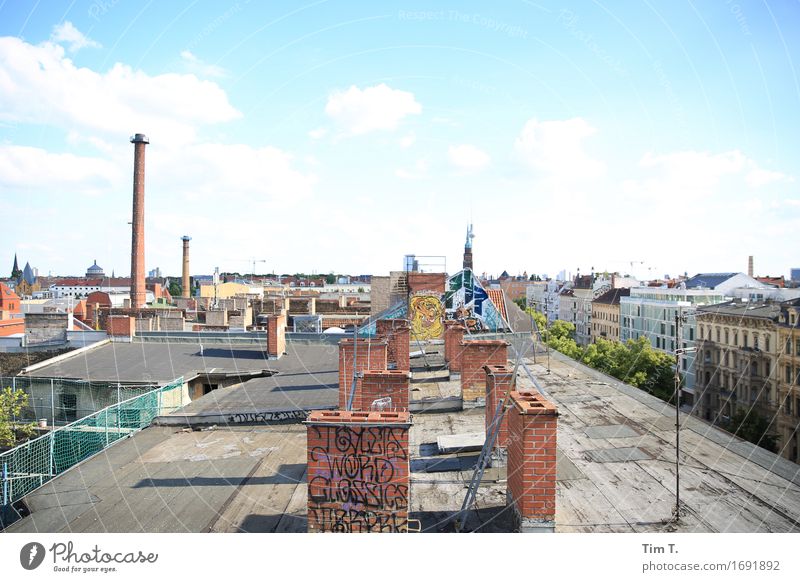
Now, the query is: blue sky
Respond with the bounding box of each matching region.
[0,1,798,280]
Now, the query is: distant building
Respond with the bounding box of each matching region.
[621,287,725,396]
[591,288,630,342]
[791,268,800,284]
[684,272,769,295]
[694,301,782,455]
[85,260,105,278]
[777,298,800,462]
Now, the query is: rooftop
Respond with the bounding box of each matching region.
[697,301,781,320]
[7,340,799,533]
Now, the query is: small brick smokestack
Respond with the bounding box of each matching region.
[130,133,149,308]
[748,255,754,278]
[181,236,191,299]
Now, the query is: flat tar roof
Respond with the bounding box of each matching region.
[7,345,800,533]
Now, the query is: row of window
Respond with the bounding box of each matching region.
[699,325,772,351]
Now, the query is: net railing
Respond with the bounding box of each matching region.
[1,377,184,508]
[0,376,160,427]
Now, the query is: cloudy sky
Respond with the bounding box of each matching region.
[0,1,797,280]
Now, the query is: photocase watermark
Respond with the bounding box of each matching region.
[88,0,121,23]
[397,10,528,39]
[652,59,690,144]
[19,542,46,571]
[556,9,626,76]
[18,541,159,574]
[726,0,752,37]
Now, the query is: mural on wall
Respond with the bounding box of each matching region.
[409,294,445,340]
[444,269,509,332]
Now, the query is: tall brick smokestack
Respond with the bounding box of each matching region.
[181,236,191,298]
[130,133,149,308]
[748,255,754,278]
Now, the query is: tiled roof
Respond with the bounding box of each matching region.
[593,288,631,305]
[486,288,508,323]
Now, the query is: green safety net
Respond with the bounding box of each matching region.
[1,377,184,507]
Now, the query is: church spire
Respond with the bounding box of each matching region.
[11,254,21,280]
[463,223,474,270]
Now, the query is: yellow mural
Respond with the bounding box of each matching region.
[409,294,444,340]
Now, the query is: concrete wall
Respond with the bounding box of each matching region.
[25,313,68,345]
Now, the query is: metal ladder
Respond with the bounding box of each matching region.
[454,393,508,532]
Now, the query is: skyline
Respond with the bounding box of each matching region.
[1,1,798,279]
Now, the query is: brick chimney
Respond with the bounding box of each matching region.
[130,134,149,308]
[181,236,191,298]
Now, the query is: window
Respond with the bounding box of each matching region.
[734,331,739,346]
[765,360,771,377]
[754,334,760,350]
[765,336,770,352]
[743,333,748,348]
[788,365,794,384]
[716,328,720,342]
[796,339,800,356]
[690,328,694,341]
[724,329,729,344]
[787,339,792,356]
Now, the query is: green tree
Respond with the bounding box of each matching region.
[0,386,36,447]
[168,281,182,297]
[724,409,779,453]
[325,273,336,284]
[513,297,526,310]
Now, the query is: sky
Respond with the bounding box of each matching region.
[0,0,798,281]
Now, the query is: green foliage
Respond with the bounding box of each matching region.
[325,273,336,285]
[513,297,527,310]
[168,281,182,297]
[0,386,37,447]
[724,409,779,453]
[543,323,676,403]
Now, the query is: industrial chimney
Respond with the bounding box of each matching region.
[130,133,149,308]
[748,255,754,278]
[181,236,191,298]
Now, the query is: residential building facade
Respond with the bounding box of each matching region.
[777,299,800,462]
[694,301,781,454]
[591,288,631,342]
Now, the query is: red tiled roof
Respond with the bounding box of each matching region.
[486,288,509,323]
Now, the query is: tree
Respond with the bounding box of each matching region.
[513,298,526,310]
[724,409,779,453]
[168,281,182,297]
[325,273,336,285]
[0,387,36,447]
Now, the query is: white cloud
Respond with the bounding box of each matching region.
[324,83,421,136]
[0,36,241,146]
[50,22,101,53]
[399,133,416,148]
[0,144,120,195]
[514,117,605,181]
[180,50,227,79]
[635,150,791,201]
[308,127,327,140]
[745,166,791,188]
[448,144,490,172]
[395,159,428,180]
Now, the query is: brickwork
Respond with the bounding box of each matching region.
[306,410,411,533]
[507,391,558,531]
[459,339,509,401]
[407,272,447,295]
[444,321,466,372]
[376,319,410,372]
[359,370,411,411]
[266,312,286,357]
[338,338,388,408]
[484,365,515,448]
[106,315,135,337]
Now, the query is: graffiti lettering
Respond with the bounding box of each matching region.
[227,410,307,424]
[307,425,409,533]
[308,507,408,533]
